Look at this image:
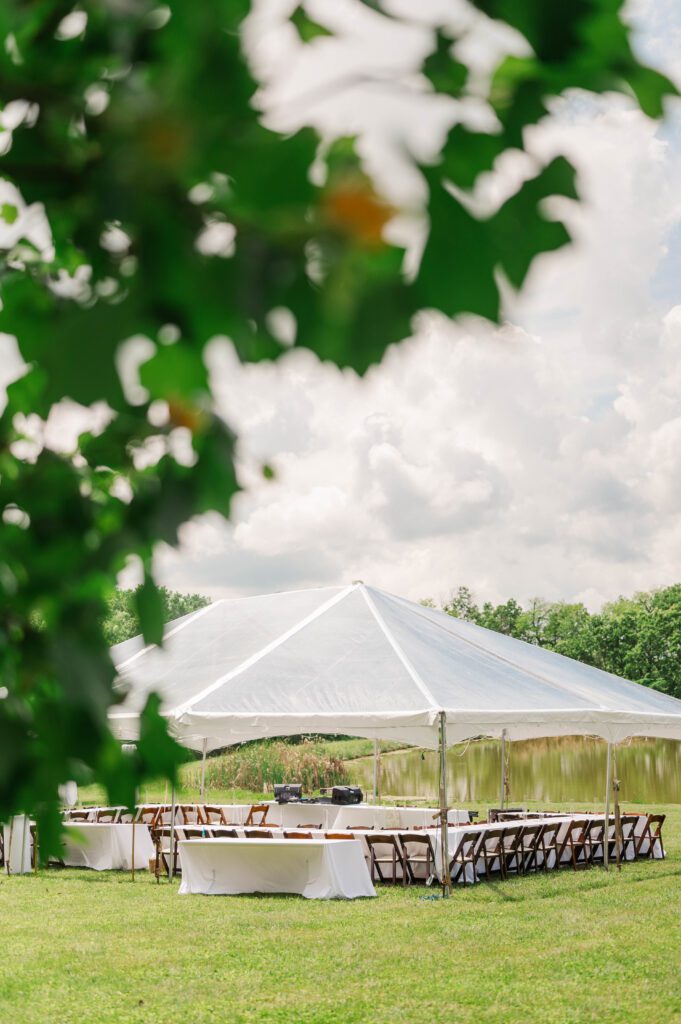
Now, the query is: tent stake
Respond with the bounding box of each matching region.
[500,729,507,810]
[200,738,208,802]
[168,783,177,883]
[604,742,612,871]
[438,712,451,897]
[372,738,379,805]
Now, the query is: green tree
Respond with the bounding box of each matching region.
[103,587,210,646]
[0,1,675,852]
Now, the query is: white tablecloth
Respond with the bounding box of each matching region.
[3,816,32,874]
[62,823,155,871]
[178,838,376,900]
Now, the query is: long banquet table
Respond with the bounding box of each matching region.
[178,838,376,900]
[62,822,155,871]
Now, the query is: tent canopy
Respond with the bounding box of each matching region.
[109,583,681,751]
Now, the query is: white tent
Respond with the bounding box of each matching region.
[110,582,681,750]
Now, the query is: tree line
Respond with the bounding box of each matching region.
[422,585,681,700]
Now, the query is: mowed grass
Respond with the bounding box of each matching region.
[1,804,680,1024]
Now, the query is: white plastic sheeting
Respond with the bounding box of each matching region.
[109,583,681,750]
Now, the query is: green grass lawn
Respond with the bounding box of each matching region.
[1,803,679,1024]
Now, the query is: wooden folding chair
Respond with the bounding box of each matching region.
[499,825,524,878]
[517,822,544,873]
[617,814,640,861]
[348,825,373,830]
[365,834,406,885]
[244,804,270,826]
[448,830,481,886]
[151,826,179,879]
[118,810,134,824]
[296,823,322,830]
[559,818,590,870]
[325,832,355,840]
[636,814,666,859]
[538,820,561,870]
[208,827,239,838]
[244,828,274,838]
[96,808,120,823]
[283,831,313,840]
[399,832,436,884]
[177,805,200,824]
[584,817,606,865]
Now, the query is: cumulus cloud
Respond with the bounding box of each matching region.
[150,4,681,608]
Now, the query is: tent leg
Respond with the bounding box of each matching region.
[372,739,379,805]
[168,784,176,883]
[131,819,136,883]
[200,739,208,803]
[500,729,507,810]
[604,742,612,871]
[438,712,451,897]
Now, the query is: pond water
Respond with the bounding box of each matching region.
[347,737,681,806]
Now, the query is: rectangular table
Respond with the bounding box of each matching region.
[62,822,155,871]
[178,838,376,900]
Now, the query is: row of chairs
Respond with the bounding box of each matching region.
[63,803,279,828]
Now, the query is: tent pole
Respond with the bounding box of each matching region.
[168,783,177,883]
[613,747,622,872]
[438,712,451,897]
[604,742,612,871]
[500,729,507,810]
[372,739,379,805]
[200,739,208,803]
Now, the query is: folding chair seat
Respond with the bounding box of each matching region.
[399,832,437,884]
[283,831,313,839]
[448,830,481,886]
[244,829,275,838]
[636,814,666,859]
[517,823,544,873]
[365,834,406,885]
[244,804,271,827]
[559,818,590,870]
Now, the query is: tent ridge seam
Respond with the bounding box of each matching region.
[361,586,440,710]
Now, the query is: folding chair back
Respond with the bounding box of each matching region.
[136,806,162,826]
[202,806,227,825]
[244,828,274,838]
[68,809,92,822]
[348,825,373,830]
[584,817,606,864]
[182,827,207,840]
[478,827,505,878]
[96,808,120,823]
[296,823,322,830]
[499,825,524,877]
[177,805,200,824]
[283,831,313,840]
[244,804,270,826]
[325,832,355,840]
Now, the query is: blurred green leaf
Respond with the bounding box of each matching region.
[135,571,165,646]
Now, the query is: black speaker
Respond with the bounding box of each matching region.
[273,784,302,803]
[331,786,363,805]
